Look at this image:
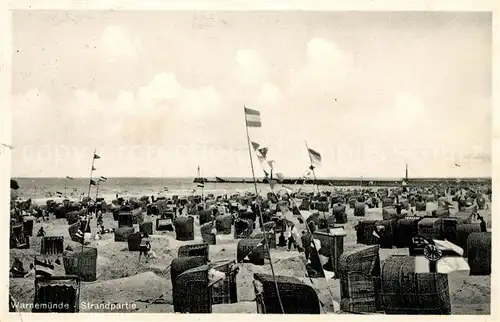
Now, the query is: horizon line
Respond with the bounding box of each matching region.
[12,175,492,180]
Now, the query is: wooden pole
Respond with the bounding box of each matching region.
[244,106,284,314]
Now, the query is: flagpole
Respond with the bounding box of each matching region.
[304,141,320,195]
[64,178,67,199]
[243,105,284,314]
[244,107,259,196]
[87,149,96,199]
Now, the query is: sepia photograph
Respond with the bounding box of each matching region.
[8,9,492,315]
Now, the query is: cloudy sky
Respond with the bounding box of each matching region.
[11,11,491,178]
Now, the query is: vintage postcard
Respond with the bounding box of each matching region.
[2,0,495,318]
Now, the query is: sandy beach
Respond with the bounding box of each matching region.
[9,196,491,314]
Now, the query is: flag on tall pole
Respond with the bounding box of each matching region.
[307,148,322,166]
[87,149,99,198]
[242,105,284,314]
[244,107,262,128]
[66,176,74,180]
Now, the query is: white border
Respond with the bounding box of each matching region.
[1,1,497,322]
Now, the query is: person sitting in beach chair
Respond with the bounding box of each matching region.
[36,227,46,237]
[138,232,152,263]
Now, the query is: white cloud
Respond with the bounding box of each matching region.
[234,49,268,84]
[100,26,139,63]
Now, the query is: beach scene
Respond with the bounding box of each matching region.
[8,10,491,315]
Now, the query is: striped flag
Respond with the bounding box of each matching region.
[66,176,74,180]
[90,179,97,186]
[244,107,262,127]
[94,153,101,159]
[308,148,322,166]
[98,176,107,182]
[35,258,54,277]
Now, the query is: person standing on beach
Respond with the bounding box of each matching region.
[138,232,151,263]
[96,210,103,227]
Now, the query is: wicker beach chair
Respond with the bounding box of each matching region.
[174,216,195,241]
[215,214,233,235]
[467,232,491,275]
[40,236,64,255]
[33,275,80,312]
[10,223,30,250]
[173,264,213,313]
[237,238,266,265]
[63,246,98,282]
[394,217,422,248]
[253,273,321,314]
[456,223,481,257]
[178,243,210,261]
[118,212,133,228]
[114,226,135,242]
[338,245,381,313]
[139,221,153,235]
[380,255,451,315]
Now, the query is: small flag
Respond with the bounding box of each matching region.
[93,153,101,159]
[309,165,315,171]
[251,141,260,151]
[92,166,96,171]
[372,230,380,238]
[275,173,285,182]
[263,170,270,178]
[66,176,74,180]
[35,258,54,277]
[197,183,205,188]
[258,147,268,159]
[454,163,460,167]
[267,160,275,169]
[56,191,63,196]
[269,179,277,189]
[244,107,262,127]
[98,176,107,182]
[90,179,97,186]
[308,148,322,165]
